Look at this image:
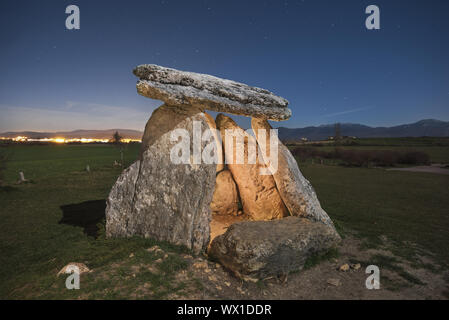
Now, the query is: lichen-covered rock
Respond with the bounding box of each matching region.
[210,170,239,216]
[106,104,216,254]
[251,117,335,227]
[203,112,224,172]
[215,114,288,221]
[57,263,90,276]
[106,160,140,237]
[208,217,341,280]
[134,64,292,121]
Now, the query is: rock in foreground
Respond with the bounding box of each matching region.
[208,217,341,280]
[134,64,292,121]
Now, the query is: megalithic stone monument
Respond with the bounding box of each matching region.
[106,64,340,278]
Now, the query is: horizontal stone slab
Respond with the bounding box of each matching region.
[134,64,291,121]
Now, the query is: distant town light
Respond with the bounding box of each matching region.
[0,136,141,144]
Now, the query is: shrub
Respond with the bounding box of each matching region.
[398,151,430,165]
[292,147,430,167]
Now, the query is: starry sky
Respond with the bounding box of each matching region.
[0,0,448,132]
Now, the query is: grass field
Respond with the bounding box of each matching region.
[344,137,449,147]
[308,146,449,164]
[0,141,448,299]
[288,137,449,164]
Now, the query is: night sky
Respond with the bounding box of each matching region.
[0,0,448,132]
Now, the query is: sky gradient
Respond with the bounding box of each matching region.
[0,0,448,132]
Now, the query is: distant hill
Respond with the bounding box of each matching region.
[2,119,449,142]
[277,119,449,141]
[0,129,143,140]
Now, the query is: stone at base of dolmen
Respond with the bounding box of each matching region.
[208,216,341,281]
[251,118,336,227]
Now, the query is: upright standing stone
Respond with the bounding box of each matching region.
[216,114,288,221]
[17,171,28,184]
[210,170,239,216]
[251,118,335,227]
[203,112,224,172]
[106,104,216,254]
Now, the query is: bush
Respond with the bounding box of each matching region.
[338,149,372,167]
[292,147,430,167]
[398,151,430,165]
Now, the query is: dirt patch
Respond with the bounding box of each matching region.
[181,236,449,300]
[387,164,449,175]
[50,236,448,300]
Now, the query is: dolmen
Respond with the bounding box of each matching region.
[106,64,340,280]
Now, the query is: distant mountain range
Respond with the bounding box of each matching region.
[0,129,143,140]
[1,119,448,142]
[276,119,449,141]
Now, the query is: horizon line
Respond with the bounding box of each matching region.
[1,118,448,134]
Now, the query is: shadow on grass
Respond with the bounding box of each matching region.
[0,185,18,192]
[59,199,106,238]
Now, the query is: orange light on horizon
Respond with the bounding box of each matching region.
[2,136,141,144]
[12,136,28,142]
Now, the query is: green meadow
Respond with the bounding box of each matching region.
[0,140,448,299]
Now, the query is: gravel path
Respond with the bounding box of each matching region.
[387,164,449,175]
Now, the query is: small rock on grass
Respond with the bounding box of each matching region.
[339,264,350,272]
[350,263,361,270]
[237,287,246,295]
[193,261,208,269]
[327,278,341,287]
[146,245,164,254]
[57,263,90,276]
[208,275,218,282]
[148,266,158,273]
